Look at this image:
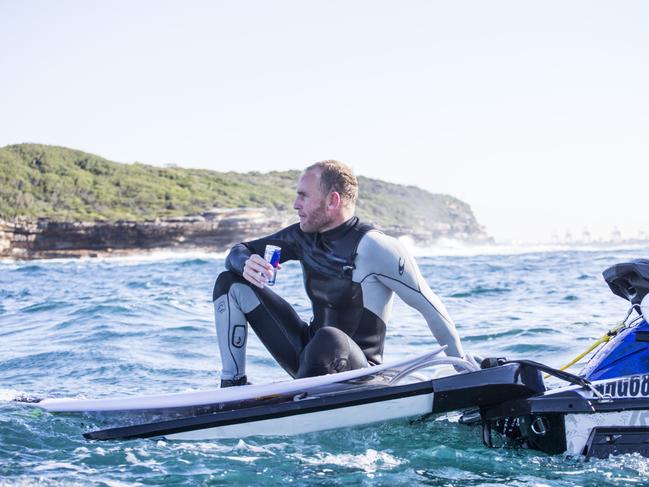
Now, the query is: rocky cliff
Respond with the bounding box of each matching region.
[0,206,489,259]
[0,209,293,259]
[0,143,491,259]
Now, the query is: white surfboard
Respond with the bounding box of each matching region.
[37,347,444,413]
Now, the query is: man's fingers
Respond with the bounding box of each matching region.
[243,267,266,288]
[248,254,273,273]
[247,262,272,277]
[243,255,273,288]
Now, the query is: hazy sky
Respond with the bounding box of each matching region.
[1,1,648,243]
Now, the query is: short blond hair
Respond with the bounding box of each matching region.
[306,160,358,208]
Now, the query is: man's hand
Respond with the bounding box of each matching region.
[242,254,280,288]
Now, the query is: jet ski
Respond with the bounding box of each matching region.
[476,259,649,458]
[25,259,649,459]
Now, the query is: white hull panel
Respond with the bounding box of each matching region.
[167,393,434,440]
[565,410,649,455]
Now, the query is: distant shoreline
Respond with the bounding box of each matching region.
[0,214,492,260]
[2,237,647,263]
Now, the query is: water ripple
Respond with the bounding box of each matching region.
[19,301,70,313]
[449,286,512,298]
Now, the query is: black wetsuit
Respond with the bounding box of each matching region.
[213,217,464,380]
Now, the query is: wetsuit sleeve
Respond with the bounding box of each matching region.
[224,244,254,275]
[354,232,465,358]
[224,224,301,276]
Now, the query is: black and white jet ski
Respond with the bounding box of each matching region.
[475,259,649,458]
[25,260,649,459]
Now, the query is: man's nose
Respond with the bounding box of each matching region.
[293,197,300,210]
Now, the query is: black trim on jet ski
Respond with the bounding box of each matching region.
[583,426,649,458]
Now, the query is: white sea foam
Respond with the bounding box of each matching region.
[165,440,246,456]
[124,448,158,467]
[0,388,21,401]
[91,249,228,264]
[177,442,235,454]
[398,236,649,258]
[0,249,227,266]
[102,481,145,487]
[293,448,403,474]
[223,455,261,463]
[32,462,96,474]
[0,480,86,487]
[235,439,278,455]
[164,439,283,461]
[2,240,647,265]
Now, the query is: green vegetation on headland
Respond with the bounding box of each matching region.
[0,143,480,232]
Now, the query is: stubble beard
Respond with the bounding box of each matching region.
[299,200,331,233]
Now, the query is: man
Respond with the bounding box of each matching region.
[213,160,464,387]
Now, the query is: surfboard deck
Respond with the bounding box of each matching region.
[36,347,445,413]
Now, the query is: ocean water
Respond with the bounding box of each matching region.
[1,246,649,486]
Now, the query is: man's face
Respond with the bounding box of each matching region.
[293,169,331,233]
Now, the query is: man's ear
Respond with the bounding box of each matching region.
[327,191,341,210]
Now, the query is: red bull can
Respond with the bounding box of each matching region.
[263,245,281,286]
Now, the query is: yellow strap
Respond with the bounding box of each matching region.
[543,322,626,378]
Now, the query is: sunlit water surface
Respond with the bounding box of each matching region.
[2,246,649,485]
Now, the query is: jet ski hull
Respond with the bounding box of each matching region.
[481,373,649,457]
[86,381,437,441]
[83,363,543,441]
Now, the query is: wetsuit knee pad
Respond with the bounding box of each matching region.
[212,271,248,301]
[213,270,309,378]
[296,327,368,378]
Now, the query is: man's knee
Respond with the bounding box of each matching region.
[297,327,368,378]
[212,271,246,301]
[310,326,348,347]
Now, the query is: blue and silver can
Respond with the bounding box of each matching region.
[263,245,281,286]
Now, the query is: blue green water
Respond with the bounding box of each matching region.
[2,246,649,485]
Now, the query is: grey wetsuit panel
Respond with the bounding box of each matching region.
[353,231,464,359]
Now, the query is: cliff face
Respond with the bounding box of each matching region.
[0,209,293,259]
[370,199,488,243]
[0,207,490,260]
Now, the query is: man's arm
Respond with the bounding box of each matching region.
[354,232,465,358]
[224,224,301,288]
[225,244,254,275]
